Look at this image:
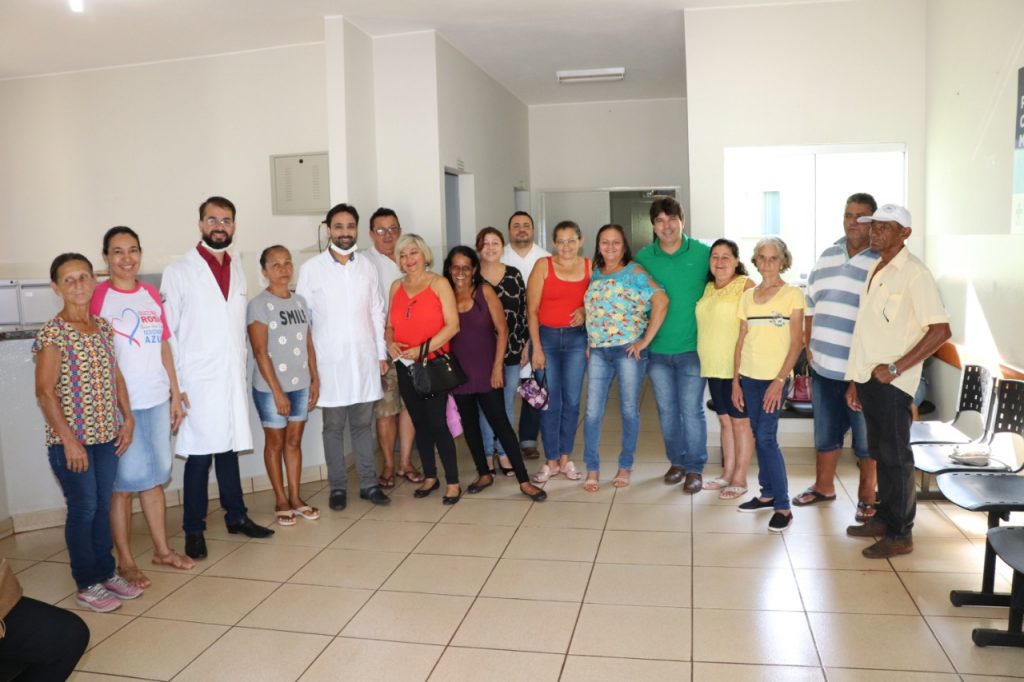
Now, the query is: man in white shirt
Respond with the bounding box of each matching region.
[501,211,548,459]
[162,196,273,560]
[296,203,390,510]
[361,207,421,486]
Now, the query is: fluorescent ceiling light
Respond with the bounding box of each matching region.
[69,0,84,12]
[556,67,625,84]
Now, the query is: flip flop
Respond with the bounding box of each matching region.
[702,476,730,490]
[276,509,297,526]
[378,472,396,488]
[583,478,600,493]
[611,474,631,489]
[151,550,195,571]
[791,488,837,506]
[855,501,877,522]
[117,565,152,588]
[718,486,748,501]
[292,505,320,521]
[398,468,425,484]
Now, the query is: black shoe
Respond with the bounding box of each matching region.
[467,474,494,494]
[442,486,463,505]
[329,490,347,511]
[521,485,548,502]
[768,511,793,533]
[359,487,391,506]
[737,496,775,512]
[184,534,207,560]
[413,479,440,498]
[226,517,275,538]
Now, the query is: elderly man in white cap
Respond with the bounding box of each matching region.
[844,204,950,559]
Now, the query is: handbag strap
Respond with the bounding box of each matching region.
[418,338,432,364]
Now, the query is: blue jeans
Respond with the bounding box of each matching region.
[538,325,587,459]
[741,376,791,511]
[811,368,869,457]
[48,441,118,589]
[583,345,648,473]
[479,364,521,457]
[182,451,248,536]
[647,351,708,472]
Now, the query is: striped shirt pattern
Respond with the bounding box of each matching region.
[805,237,879,380]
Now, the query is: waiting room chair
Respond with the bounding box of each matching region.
[972,526,1024,648]
[910,364,993,445]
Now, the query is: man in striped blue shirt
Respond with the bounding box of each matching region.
[792,193,880,520]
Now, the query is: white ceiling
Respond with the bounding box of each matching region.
[0,0,797,105]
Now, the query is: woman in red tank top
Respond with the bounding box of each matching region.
[386,234,463,504]
[526,220,591,483]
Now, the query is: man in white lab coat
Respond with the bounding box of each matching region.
[161,196,274,560]
[297,203,391,511]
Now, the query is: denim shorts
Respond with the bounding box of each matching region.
[706,377,746,419]
[811,368,869,457]
[252,387,310,428]
[114,402,172,492]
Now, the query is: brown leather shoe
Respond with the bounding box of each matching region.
[522,447,540,460]
[846,519,888,538]
[682,472,703,494]
[663,465,685,485]
[862,537,913,559]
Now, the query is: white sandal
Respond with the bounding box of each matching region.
[532,464,560,483]
[560,461,582,481]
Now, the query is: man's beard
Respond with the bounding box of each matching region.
[332,235,356,251]
[202,232,233,250]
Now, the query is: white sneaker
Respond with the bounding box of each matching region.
[102,574,143,600]
[76,583,121,612]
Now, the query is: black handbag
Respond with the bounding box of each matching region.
[408,338,467,397]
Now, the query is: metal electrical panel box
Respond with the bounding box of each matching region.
[270,152,330,215]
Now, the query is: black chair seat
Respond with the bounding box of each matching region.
[913,443,1013,476]
[936,472,1024,609]
[972,527,1024,648]
[910,420,973,445]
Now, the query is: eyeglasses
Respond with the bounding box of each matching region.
[204,217,234,227]
[374,227,401,236]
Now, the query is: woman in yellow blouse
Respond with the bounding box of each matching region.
[695,239,755,500]
[731,237,804,533]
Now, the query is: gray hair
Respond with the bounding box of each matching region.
[751,236,793,273]
[395,233,434,270]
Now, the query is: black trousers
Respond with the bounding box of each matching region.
[454,389,530,484]
[396,363,459,484]
[0,596,89,681]
[857,378,915,539]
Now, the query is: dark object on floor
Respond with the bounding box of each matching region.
[185,534,208,559]
[972,526,1024,648]
[329,490,348,510]
[227,517,275,538]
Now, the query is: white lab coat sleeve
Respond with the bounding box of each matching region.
[369,265,387,361]
[159,264,186,393]
[295,262,314,326]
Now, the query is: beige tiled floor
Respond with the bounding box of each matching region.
[5,407,1024,680]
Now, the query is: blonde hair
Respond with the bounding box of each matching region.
[395,233,434,270]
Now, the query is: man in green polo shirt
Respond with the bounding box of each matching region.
[635,197,711,493]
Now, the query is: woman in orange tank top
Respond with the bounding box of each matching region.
[526,220,591,483]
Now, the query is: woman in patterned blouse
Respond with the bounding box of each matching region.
[476,227,528,476]
[33,253,138,613]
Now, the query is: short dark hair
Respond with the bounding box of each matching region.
[259,244,288,269]
[443,245,484,290]
[475,226,505,251]
[706,238,748,282]
[49,253,93,283]
[592,224,632,270]
[370,207,399,230]
[846,193,877,212]
[325,203,359,226]
[553,220,581,241]
[199,196,236,220]
[507,211,534,230]
[649,196,683,223]
[102,226,141,255]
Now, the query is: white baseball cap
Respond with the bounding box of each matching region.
[857,204,911,228]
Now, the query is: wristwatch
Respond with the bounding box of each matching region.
[887,363,900,378]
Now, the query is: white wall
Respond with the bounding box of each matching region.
[343,19,379,212]
[529,98,689,222]
[0,44,328,279]
[683,0,927,243]
[923,0,1024,412]
[373,32,444,249]
[435,35,530,242]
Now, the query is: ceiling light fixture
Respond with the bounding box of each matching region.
[556,67,625,84]
[69,0,84,12]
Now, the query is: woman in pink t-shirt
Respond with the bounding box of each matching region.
[91,227,194,587]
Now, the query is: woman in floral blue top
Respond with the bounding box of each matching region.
[581,224,668,491]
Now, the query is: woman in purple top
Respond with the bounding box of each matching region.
[444,246,546,502]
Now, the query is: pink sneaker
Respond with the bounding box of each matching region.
[102,574,144,600]
[76,584,122,612]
